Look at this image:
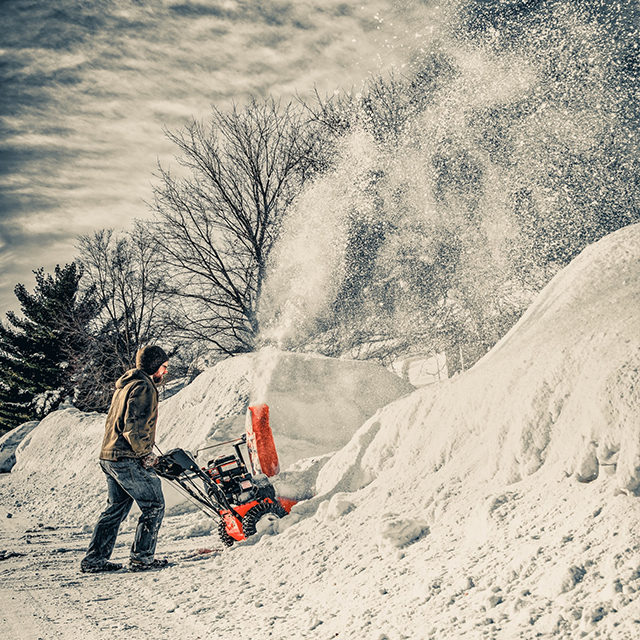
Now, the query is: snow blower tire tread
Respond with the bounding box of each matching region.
[218,519,236,547]
[242,500,287,538]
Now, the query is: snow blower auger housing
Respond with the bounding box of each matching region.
[155,407,289,547]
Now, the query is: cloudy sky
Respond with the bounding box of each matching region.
[0,0,426,317]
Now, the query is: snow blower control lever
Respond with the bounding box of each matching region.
[154,405,291,547]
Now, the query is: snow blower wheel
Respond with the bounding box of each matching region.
[241,500,287,537]
[218,520,235,547]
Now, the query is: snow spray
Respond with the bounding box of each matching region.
[257,0,640,354]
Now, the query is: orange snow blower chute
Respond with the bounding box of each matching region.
[245,403,280,477]
[155,404,295,547]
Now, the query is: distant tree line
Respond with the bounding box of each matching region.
[2,0,639,432]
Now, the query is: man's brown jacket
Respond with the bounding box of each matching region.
[99,368,159,460]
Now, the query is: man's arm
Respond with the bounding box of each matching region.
[122,382,155,457]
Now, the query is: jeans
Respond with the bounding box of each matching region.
[83,458,165,566]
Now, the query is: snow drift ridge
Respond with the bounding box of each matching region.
[316,223,640,503]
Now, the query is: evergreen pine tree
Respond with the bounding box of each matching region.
[0,263,97,433]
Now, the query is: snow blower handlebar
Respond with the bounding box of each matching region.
[154,447,236,521]
[196,434,247,458]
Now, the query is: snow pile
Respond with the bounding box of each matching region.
[246,222,639,639]
[0,421,39,473]
[2,349,412,524]
[314,221,640,503]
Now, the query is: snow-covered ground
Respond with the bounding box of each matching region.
[1,223,640,639]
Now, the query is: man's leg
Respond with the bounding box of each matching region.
[130,464,165,564]
[104,458,165,565]
[82,461,133,568]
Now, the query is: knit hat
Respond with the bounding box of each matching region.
[136,345,168,375]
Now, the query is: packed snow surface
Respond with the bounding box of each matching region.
[1,223,640,639]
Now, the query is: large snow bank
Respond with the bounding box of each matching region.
[249,223,640,638]
[315,222,640,501]
[2,349,412,524]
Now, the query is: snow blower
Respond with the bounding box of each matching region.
[154,404,292,547]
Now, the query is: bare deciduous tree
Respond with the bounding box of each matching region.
[71,225,171,410]
[149,97,326,357]
[307,61,454,146]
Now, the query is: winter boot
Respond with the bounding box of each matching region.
[128,558,169,572]
[80,560,123,573]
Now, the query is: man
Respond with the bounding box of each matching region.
[80,345,169,573]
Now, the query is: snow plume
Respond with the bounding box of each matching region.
[258,0,640,362]
[258,129,381,349]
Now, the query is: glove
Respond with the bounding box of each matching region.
[142,452,159,469]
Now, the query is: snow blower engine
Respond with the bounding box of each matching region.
[154,404,291,547]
